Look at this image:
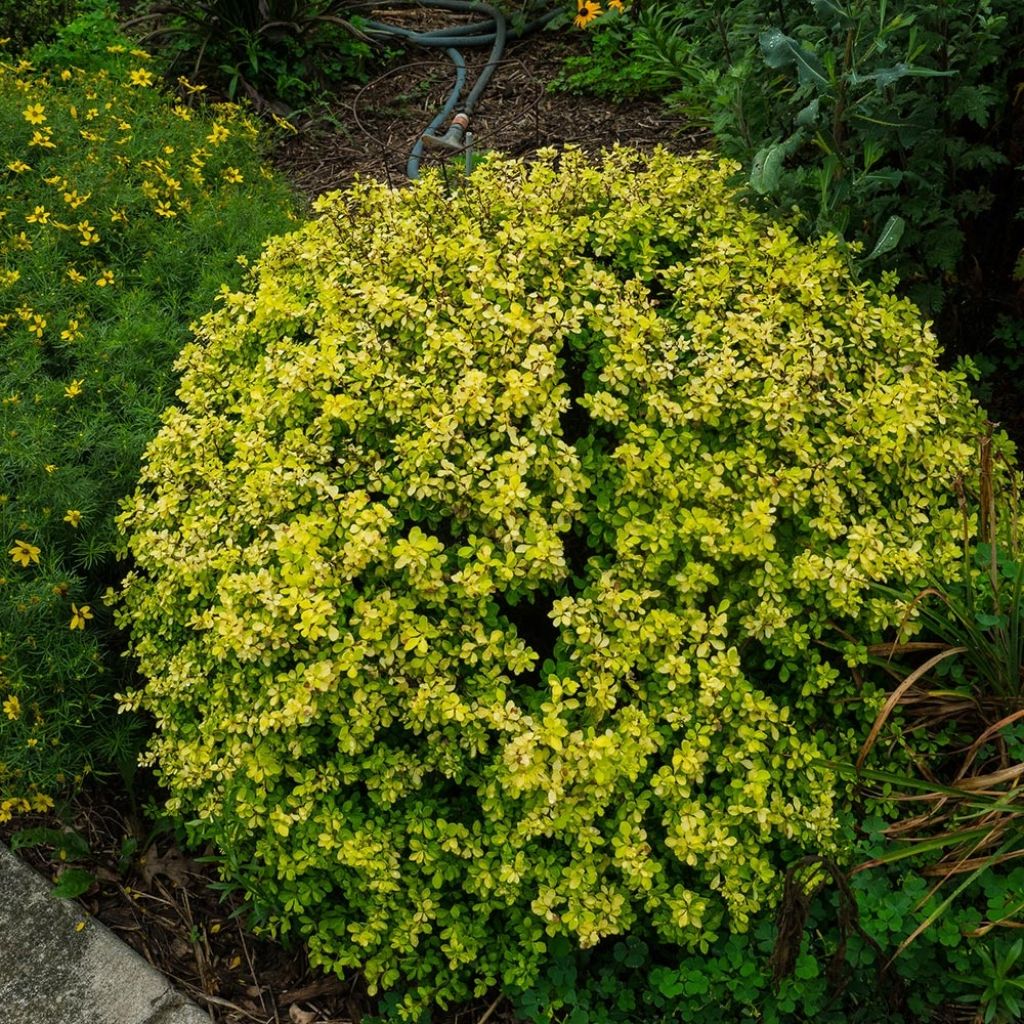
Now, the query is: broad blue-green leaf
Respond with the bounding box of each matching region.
[864,215,904,261]
[750,141,789,194]
[849,62,955,90]
[760,29,829,90]
[796,97,820,126]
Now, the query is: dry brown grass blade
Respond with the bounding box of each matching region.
[856,646,968,769]
[866,641,951,656]
[955,708,1024,781]
[951,761,1024,791]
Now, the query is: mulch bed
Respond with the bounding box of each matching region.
[2,24,704,1024]
[272,28,708,197]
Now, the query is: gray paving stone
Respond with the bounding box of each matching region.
[0,843,209,1024]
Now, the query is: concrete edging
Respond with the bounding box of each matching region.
[0,843,208,1024]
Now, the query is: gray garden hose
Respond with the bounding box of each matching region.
[357,0,561,177]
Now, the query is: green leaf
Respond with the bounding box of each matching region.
[10,827,91,860]
[759,30,829,90]
[796,97,820,127]
[52,867,95,899]
[750,141,790,194]
[864,215,905,261]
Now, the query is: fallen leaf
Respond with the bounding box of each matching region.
[289,1006,318,1024]
[137,844,192,888]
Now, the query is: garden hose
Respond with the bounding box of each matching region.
[357,0,562,177]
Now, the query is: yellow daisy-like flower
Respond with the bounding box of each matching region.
[95,270,114,287]
[207,122,230,145]
[2,695,21,721]
[66,267,86,284]
[69,603,93,630]
[28,314,46,338]
[9,539,40,567]
[77,221,100,245]
[61,318,81,341]
[574,0,601,26]
[64,378,84,398]
[25,205,50,224]
[63,189,90,209]
[608,0,624,10]
[7,160,31,173]
[60,69,72,81]
[29,127,56,149]
[22,102,46,124]
[222,167,243,184]
[63,509,82,527]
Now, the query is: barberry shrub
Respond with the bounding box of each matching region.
[0,33,297,815]
[117,148,1001,1011]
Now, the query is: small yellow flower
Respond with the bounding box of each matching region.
[222,167,243,184]
[77,221,100,245]
[61,318,82,341]
[7,160,31,173]
[22,103,46,124]
[25,206,50,224]
[575,0,601,26]
[9,540,40,567]
[177,76,206,94]
[63,509,82,526]
[128,67,155,87]
[27,737,38,748]
[29,127,56,149]
[207,122,230,145]
[69,603,93,630]
[28,314,46,338]
[64,379,84,398]
[95,270,114,287]
[607,0,624,10]
[44,464,57,474]
[2,695,21,721]
[106,44,126,53]
[66,267,86,284]
[63,189,90,209]
[154,201,176,219]
[60,69,72,81]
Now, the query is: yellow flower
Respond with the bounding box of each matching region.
[63,509,82,526]
[7,160,31,173]
[63,189,90,208]
[177,76,207,95]
[60,69,72,81]
[69,603,93,630]
[154,200,176,218]
[22,103,46,124]
[44,464,57,474]
[109,208,127,224]
[9,540,40,567]
[608,0,624,10]
[2,696,21,721]
[61,319,81,341]
[64,378,84,398]
[77,221,100,245]
[128,68,155,87]
[106,44,125,53]
[271,112,297,134]
[95,270,114,287]
[574,0,601,26]
[222,167,244,184]
[25,206,50,224]
[66,267,86,284]
[29,127,56,149]
[28,314,46,338]
[207,122,230,145]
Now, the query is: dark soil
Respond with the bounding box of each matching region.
[272,29,708,197]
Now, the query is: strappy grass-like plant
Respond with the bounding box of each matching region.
[850,436,1024,954]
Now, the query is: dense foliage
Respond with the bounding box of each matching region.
[563,0,1024,323]
[116,147,1000,1011]
[0,29,298,816]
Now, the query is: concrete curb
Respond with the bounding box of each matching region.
[0,843,209,1024]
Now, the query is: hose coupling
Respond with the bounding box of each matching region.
[422,112,470,151]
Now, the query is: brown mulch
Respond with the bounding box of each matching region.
[272,27,708,198]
